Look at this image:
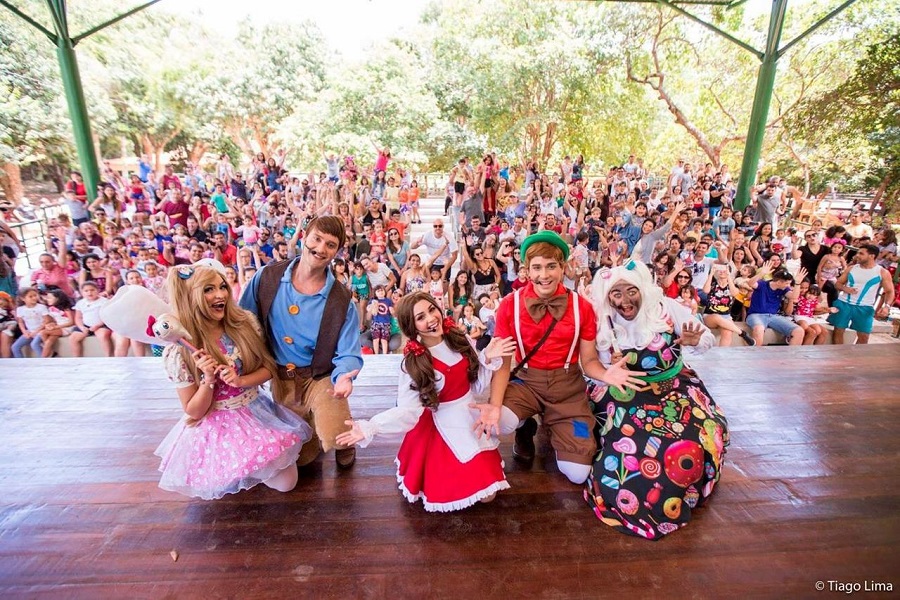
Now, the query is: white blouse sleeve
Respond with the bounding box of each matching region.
[355,369,425,447]
[163,344,195,388]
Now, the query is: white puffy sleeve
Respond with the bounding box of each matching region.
[355,369,425,447]
[472,343,502,396]
[663,298,716,358]
[163,344,195,388]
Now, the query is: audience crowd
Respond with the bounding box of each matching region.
[0,148,896,358]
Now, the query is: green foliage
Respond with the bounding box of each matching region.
[0,10,73,167]
[0,0,896,196]
[791,29,900,209]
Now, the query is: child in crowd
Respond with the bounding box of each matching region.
[511,265,529,291]
[398,185,410,223]
[12,288,49,358]
[332,258,350,289]
[351,261,371,332]
[409,180,421,224]
[458,301,485,336]
[427,266,447,312]
[367,285,394,355]
[336,291,518,512]
[40,289,75,357]
[732,264,757,320]
[172,224,192,260]
[154,265,312,499]
[369,220,387,262]
[224,267,241,302]
[792,281,836,345]
[70,281,112,357]
[142,261,165,296]
[677,284,699,314]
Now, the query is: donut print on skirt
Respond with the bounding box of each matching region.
[584,334,728,540]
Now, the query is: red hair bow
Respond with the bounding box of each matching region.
[404,339,426,357]
[146,315,157,338]
[442,317,457,334]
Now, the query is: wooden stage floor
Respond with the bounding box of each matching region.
[1,346,898,599]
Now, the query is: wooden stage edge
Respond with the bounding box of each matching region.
[1,345,899,599]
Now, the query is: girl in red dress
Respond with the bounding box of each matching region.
[337,291,519,512]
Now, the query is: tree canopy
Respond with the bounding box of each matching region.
[1,0,897,207]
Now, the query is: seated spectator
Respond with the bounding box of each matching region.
[746,261,806,346]
[70,282,112,357]
[12,287,49,358]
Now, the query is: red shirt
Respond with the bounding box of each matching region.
[386,219,406,239]
[161,174,182,190]
[218,244,237,266]
[664,280,680,299]
[31,264,74,297]
[495,282,596,370]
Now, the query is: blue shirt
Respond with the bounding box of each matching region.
[138,160,152,182]
[239,258,362,385]
[748,280,789,315]
[615,211,642,254]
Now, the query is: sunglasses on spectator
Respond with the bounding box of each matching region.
[433,225,443,229]
[677,275,690,280]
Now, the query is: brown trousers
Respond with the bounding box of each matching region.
[503,366,596,465]
[272,375,352,453]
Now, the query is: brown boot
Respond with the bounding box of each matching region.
[513,417,538,462]
[297,440,322,467]
[335,447,356,469]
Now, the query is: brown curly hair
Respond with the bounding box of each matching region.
[396,291,479,410]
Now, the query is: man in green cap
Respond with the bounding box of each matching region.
[471,231,643,484]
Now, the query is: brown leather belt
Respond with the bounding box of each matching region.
[277,363,313,380]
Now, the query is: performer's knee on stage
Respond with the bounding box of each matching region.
[550,421,597,471]
[499,406,520,435]
[306,377,352,452]
[556,459,591,484]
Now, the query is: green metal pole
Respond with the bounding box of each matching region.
[55,34,101,202]
[734,0,788,211]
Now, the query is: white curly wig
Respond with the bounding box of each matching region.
[592,260,671,352]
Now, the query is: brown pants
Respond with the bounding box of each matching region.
[272,375,352,453]
[503,366,596,465]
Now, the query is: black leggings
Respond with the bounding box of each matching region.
[822,281,838,307]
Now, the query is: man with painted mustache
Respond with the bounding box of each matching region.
[240,216,362,469]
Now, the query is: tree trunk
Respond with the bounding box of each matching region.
[50,163,66,193]
[0,162,24,204]
[141,137,159,174]
[541,122,558,165]
[802,163,811,198]
[189,141,209,165]
[871,174,891,217]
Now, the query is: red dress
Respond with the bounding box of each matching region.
[394,355,509,511]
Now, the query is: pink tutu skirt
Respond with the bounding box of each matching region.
[154,391,311,500]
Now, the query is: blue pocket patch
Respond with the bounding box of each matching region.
[573,421,590,439]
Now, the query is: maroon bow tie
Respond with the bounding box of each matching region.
[524,294,568,322]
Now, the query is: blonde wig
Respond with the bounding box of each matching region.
[165,266,276,386]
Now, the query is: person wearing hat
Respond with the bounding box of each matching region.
[471,230,644,484]
[587,259,727,539]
